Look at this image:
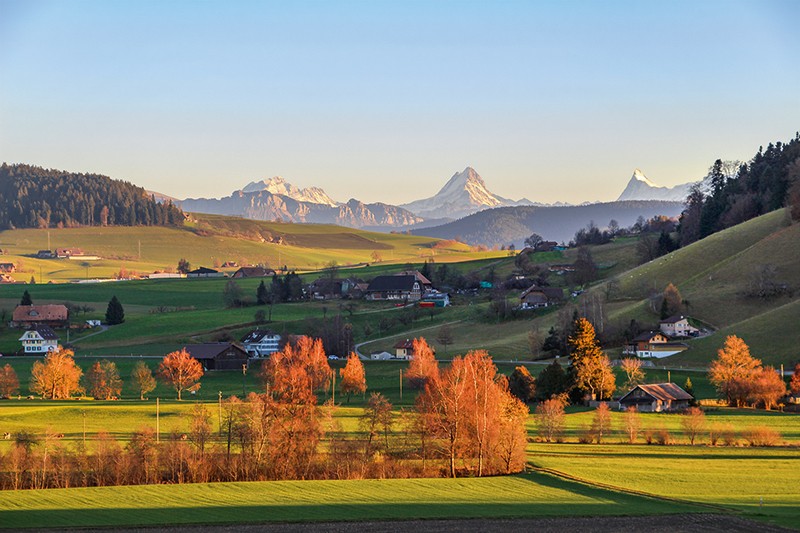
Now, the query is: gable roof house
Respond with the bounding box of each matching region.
[623,331,688,358]
[187,267,226,278]
[240,330,281,357]
[0,263,16,273]
[365,275,423,301]
[183,343,249,371]
[19,326,59,354]
[619,383,694,412]
[11,304,69,328]
[659,315,700,338]
[232,266,276,279]
[56,248,85,259]
[396,270,433,291]
[394,339,415,360]
[520,286,564,309]
[308,278,344,300]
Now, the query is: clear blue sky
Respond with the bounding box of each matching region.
[1,0,798,203]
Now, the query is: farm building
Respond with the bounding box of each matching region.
[19,326,59,354]
[520,285,564,309]
[619,383,693,412]
[421,292,450,307]
[395,270,433,291]
[623,331,688,358]
[0,274,15,284]
[0,263,15,273]
[36,250,56,259]
[659,315,699,337]
[365,275,422,301]
[187,267,225,278]
[183,343,249,370]
[240,330,281,357]
[11,304,69,328]
[56,248,85,258]
[394,339,415,359]
[232,266,276,278]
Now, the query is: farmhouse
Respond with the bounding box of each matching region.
[395,270,433,291]
[0,274,15,284]
[520,285,564,309]
[19,326,59,354]
[548,264,575,274]
[0,263,15,273]
[623,331,688,358]
[365,275,422,301]
[56,247,84,259]
[11,304,69,328]
[183,343,249,371]
[619,383,693,412]
[186,267,225,278]
[232,266,276,278]
[308,278,343,300]
[394,339,415,359]
[36,250,56,259]
[240,330,281,357]
[659,315,699,337]
[421,291,450,307]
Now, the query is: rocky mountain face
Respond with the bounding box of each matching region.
[180,189,422,229]
[241,176,337,206]
[400,167,533,219]
[616,169,697,202]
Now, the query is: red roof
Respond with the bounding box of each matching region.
[622,383,694,402]
[13,304,69,323]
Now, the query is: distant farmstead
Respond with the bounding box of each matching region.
[623,331,688,358]
[0,263,15,273]
[11,304,69,328]
[659,315,700,338]
[365,275,422,301]
[183,343,249,370]
[394,339,415,359]
[520,285,564,309]
[187,267,225,278]
[619,383,693,413]
[19,326,59,354]
[232,266,276,279]
[240,330,281,357]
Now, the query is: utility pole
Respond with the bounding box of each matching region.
[242,364,247,397]
[218,391,223,437]
[138,240,141,261]
[82,410,86,446]
[399,368,403,401]
[332,372,336,404]
[156,397,160,443]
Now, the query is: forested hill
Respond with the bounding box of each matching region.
[0,164,185,229]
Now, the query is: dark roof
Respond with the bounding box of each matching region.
[660,314,688,324]
[632,331,667,342]
[183,343,248,360]
[31,325,58,340]
[234,266,275,277]
[520,285,564,300]
[240,330,279,344]
[188,267,220,275]
[367,275,418,292]
[621,383,694,402]
[395,339,414,350]
[396,270,432,286]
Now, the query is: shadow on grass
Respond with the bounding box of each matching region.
[0,471,703,530]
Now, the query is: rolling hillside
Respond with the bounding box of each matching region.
[0,213,503,283]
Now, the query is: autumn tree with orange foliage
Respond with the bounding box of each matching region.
[569,318,615,400]
[406,337,439,390]
[0,364,20,398]
[30,347,84,399]
[85,360,123,400]
[791,363,800,397]
[749,367,786,410]
[158,349,203,400]
[417,350,528,478]
[708,335,761,407]
[339,353,367,403]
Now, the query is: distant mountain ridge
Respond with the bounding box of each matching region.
[411,200,685,246]
[241,176,338,206]
[400,167,534,219]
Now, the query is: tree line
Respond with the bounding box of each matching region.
[0,337,529,490]
[0,163,184,229]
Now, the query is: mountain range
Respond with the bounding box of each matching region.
[173,166,693,244]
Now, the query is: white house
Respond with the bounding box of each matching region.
[659,315,699,337]
[240,330,281,357]
[19,326,59,354]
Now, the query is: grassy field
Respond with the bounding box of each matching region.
[0,215,505,283]
[0,471,703,529]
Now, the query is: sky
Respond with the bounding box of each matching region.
[1,0,799,204]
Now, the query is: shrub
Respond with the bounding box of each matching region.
[742,426,781,447]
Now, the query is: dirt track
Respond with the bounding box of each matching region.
[77,514,792,533]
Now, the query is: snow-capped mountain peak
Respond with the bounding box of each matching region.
[399,167,532,219]
[240,176,338,206]
[617,169,695,202]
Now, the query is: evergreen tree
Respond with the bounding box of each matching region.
[256,280,269,305]
[535,360,569,401]
[20,290,32,306]
[105,295,125,325]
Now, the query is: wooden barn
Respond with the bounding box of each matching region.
[183,343,249,371]
[619,383,693,413]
